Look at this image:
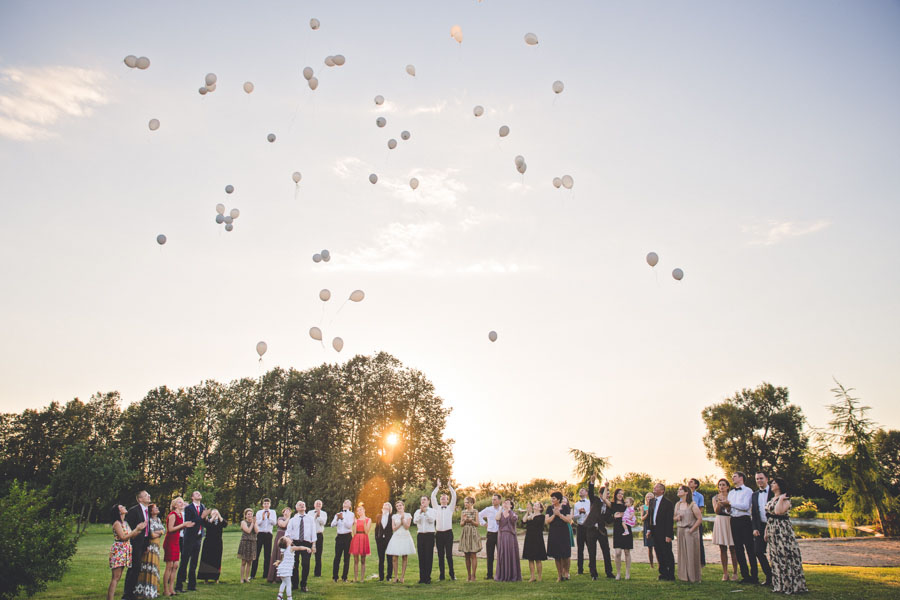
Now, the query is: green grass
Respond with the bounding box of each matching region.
[27,524,900,599]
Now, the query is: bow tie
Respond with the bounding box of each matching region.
[736,487,743,490]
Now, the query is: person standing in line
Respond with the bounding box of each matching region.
[373,502,394,581]
[175,491,209,593]
[495,499,522,582]
[610,488,633,580]
[522,501,546,582]
[311,500,327,578]
[584,475,614,580]
[385,500,416,583]
[330,499,354,582]
[458,497,482,582]
[251,498,277,581]
[162,497,192,597]
[349,503,372,582]
[728,472,758,584]
[752,472,774,587]
[712,478,739,581]
[688,478,707,567]
[431,478,457,581]
[268,508,292,583]
[545,491,574,581]
[122,491,153,600]
[197,509,227,584]
[478,494,502,580]
[284,501,317,592]
[135,503,165,599]
[108,503,146,600]
[572,486,591,575]
[562,497,575,551]
[640,492,655,567]
[413,495,437,584]
[764,478,808,595]
[646,483,675,581]
[237,508,258,583]
[675,485,703,582]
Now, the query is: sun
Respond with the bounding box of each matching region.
[385,432,399,447]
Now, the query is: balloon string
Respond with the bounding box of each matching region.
[327,299,348,328]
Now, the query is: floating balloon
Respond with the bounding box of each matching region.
[321,249,330,260]
[552,177,562,188]
[561,175,574,189]
[324,56,335,67]
[514,155,525,168]
[313,253,322,263]
[223,215,233,225]
[309,326,323,341]
[349,290,365,302]
[517,162,527,174]
[498,125,509,137]
[552,80,564,94]
[256,341,267,357]
[450,25,463,43]
[302,66,314,80]
[308,77,318,90]
[369,173,378,184]
[215,214,224,224]
[332,337,344,352]
[473,105,484,117]
[409,177,419,190]
[646,252,659,267]
[400,130,410,140]
[229,208,240,219]
[267,133,276,142]
[224,223,234,232]
[124,55,137,68]
[292,171,302,184]
[333,54,345,66]
[319,289,331,301]
[156,234,166,245]
[225,184,234,194]
[405,64,416,76]
[205,73,217,86]
[215,203,225,215]
[524,32,539,46]
[374,95,384,105]
[199,86,208,95]
[387,138,397,150]
[136,56,150,70]
[148,118,160,131]
[310,18,320,30]
[488,330,498,342]
[672,268,684,281]
[376,116,386,128]
[243,81,254,93]
[207,83,217,92]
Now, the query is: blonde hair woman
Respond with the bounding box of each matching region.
[349,503,372,582]
[163,497,194,597]
[238,508,259,583]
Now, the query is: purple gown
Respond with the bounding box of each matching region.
[495,510,522,582]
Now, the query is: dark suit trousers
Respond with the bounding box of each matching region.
[417,532,435,583]
[653,536,675,579]
[290,541,312,589]
[376,536,393,580]
[731,515,758,580]
[251,531,272,578]
[586,526,613,577]
[332,533,351,581]
[314,532,324,576]
[176,537,201,589]
[485,531,498,578]
[122,535,147,599]
[576,524,588,573]
[435,529,454,579]
[754,522,772,580]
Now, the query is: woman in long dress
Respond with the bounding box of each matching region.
[495,499,522,582]
[458,496,482,582]
[522,501,547,582]
[267,508,291,583]
[640,492,655,567]
[545,491,573,581]
[108,503,146,600]
[765,478,808,595]
[237,508,258,583]
[385,500,416,583]
[197,509,227,583]
[349,503,372,582]
[135,503,165,599]
[711,478,739,581]
[675,484,702,582]
[611,488,633,580]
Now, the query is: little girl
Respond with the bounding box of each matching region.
[622,497,637,535]
[273,536,303,600]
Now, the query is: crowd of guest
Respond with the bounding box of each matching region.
[108,471,808,598]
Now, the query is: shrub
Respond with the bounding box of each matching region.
[794,500,818,519]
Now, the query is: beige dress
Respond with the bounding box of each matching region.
[675,501,702,582]
[711,495,734,546]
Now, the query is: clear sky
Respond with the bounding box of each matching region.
[1,0,898,486]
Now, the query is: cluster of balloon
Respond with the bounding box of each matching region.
[215,203,240,232]
[198,73,218,96]
[406,64,416,77]
[524,32,539,46]
[307,290,364,352]
[312,249,331,263]
[514,155,527,174]
[123,55,150,69]
[450,25,463,44]
[646,252,685,281]
[156,234,167,246]
[552,175,574,189]
[256,341,267,361]
[324,55,346,67]
[302,66,318,91]
[488,330,498,342]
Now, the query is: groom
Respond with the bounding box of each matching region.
[752,472,774,586]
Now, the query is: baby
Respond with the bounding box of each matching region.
[622,497,637,535]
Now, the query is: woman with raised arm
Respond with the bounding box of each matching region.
[162,497,193,597]
[237,508,259,583]
[108,503,147,600]
[712,478,739,581]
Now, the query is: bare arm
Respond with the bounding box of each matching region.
[689,504,702,534]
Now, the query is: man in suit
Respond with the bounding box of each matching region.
[584,475,614,580]
[122,490,151,600]
[176,490,209,592]
[312,500,327,577]
[752,472,774,586]
[373,501,394,581]
[646,482,675,581]
[285,500,317,592]
[728,471,758,583]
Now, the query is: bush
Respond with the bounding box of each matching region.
[794,500,819,519]
[0,481,78,600]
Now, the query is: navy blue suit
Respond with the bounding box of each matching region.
[176,502,206,590]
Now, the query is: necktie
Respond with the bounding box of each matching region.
[144,507,149,536]
[300,515,306,540]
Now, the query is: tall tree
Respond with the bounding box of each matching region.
[569,448,610,486]
[873,429,900,497]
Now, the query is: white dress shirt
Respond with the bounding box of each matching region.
[757,486,770,523]
[255,508,277,533]
[728,485,753,517]
[652,494,662,525]
[331,510,355,534]
[313,509,327,534]
[479,505,501,533]
[381,513,390,529]
[413,508,437,533]
[285,513,302,540]
[573,497,591,525]
[431,483,457,532]
[285,512,317,544]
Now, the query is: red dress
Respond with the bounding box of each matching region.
[163,511,182,562]
[349,518,371,556]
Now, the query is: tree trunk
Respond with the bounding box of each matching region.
[81,503,94,534]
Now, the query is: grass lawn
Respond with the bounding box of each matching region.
[28,524,900,599]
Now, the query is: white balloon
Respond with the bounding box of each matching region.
[310,18,320,30]
[309,326,323,341]
[215,214,224,224]
[324,56,335,67]
[302,66,314,80]
[321,249,330,260]
[256,341,267,357]
[292,171,302,183]
[376,116,386,128]
[332,337,344,352]
[124,55,137,68]
[409,177,419,190]
[552,177,562,189]
[400,130,410,140]
[672,268,684,281]
[450,25,463,43]
[552,80,564,94]
[156,234,166,245]
[267,133,276,142]
[243,81,254,93]
[136,56,150,70]
[561,175,574,189]
[308,77,318,90]
[646,252,659,267]
[524,32,539,46]
[224,223,234,232]
[205,73,217,86]
[319,289,331,301]
[225,184,234,194]
[215,203,225,215]
[405,64,416,76]
[498,125,509,137]
[199,86,208,95]
[387,138,397,149]
[333,54,345,66]
[514,155,525,168]
[148,118,160,131]
[229,208,240,219]
[488,330,498,342]
[517,162,527,174]
[313,253,322,263]
[473,105,484,117]
[207,82,216,92]
[224,215,233,225]
[369,173,378,184]
[349,290,365,302]
[374,95,384,105]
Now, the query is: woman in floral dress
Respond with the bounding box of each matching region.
[135,503,165,599]
[765,478,808,595]
[108,503,146,600]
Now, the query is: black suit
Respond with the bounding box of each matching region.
[176,502,205,591]
[584,483,613,578]
[122,504,149,600]
[374,514,394,581]
[751,487,774,583]
[646,495,675,580]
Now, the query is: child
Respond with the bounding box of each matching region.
[622,497,637,536]
[273,536,303,600]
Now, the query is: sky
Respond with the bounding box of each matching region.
[1,0,899,487]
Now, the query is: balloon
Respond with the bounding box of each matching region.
[230,208,240,219]
[646,252,659,267]
[156,234,166,245]
[524,32,539,45]
[124,55,137,68]
[376,116,386,128]
[349,290,365,302]
[324,56,335,67]
[148,118,160,131]
[405,64,416,76]
[292,171,302,183]
[243,81,254,93]
[672,268,684,281]
[552,80,564,94]
[309,326,323,341]
[225,184,234,194]
[332,337,344,352]
[369,173,378,184]
[224,223,234,232]
[409,177,419,190]
[498,125,509,137]
[215,214,225,224]
[310,18,320,30]
[517,162,527,174]
[374,95,384,105]
[514,155,525,168]
[308,77,318,90]
[207,82,216,92]
[319,289,331,301]
[561,175,574,189]
[333,54,345,66]
[256,341,267,357]
[267,133,276,142]
[215,203,225,215]
[552,177,562,188]
[450,25,463,43]
[313,253,322,263]
[488,330,498,342]
[223,215,233,225]
[321,249,330,260]
[302,66,314,80]
[136,56,150,70]
[473,105,484,117]
[387,138,397,149]
[400,130,410,140]
[205,73,217,86]
[198,86,208,95]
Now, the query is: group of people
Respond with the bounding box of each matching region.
[109,471,808,598]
